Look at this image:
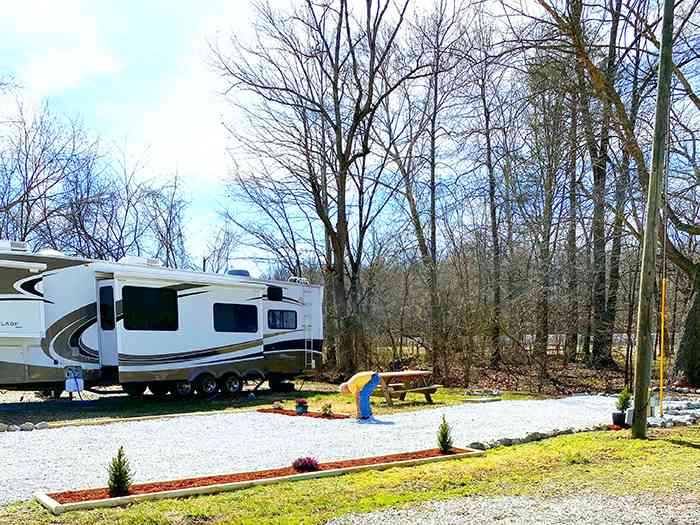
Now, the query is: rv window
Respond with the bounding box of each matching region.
[268,310,297,330]
[123,286,178,331]
[99,286,115,331]
[213,303,258,333]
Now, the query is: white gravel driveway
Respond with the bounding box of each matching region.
[328,494,700,525]
[0,395,614,505]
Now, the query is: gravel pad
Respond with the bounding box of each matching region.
[0,395,614,505]
[327,494,700,525]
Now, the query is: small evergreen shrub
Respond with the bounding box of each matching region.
[616,387,632,412]
[321,403,333,417]
[437,415,454,453]
[107,446,134,497]
[292,456,319,472]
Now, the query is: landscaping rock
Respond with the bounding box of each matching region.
[0,423,7,432]
[20,422,34,431]
[468,442,487,451]
[7,425,19,432]
[35,422,49,430]
[498,438,513,446]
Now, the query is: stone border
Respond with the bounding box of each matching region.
[463,397,502,403]
[35,448,484,515]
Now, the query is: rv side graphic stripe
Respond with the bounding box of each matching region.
[246,294,304,305]
[42,303,99,363]
[262,329,303,338]
[118,338,263,364]
[18,276,43,297]
[177,290,209,298]
[263,339,323,352]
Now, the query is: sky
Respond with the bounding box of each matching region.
[0,0,264,270]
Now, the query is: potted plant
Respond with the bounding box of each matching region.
[295,398,308,415]
[613,387,631,427]
[321,403,333,418]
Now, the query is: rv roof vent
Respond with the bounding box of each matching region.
[0,239,29,252]
[227,269,251,277]
[118,255,163,267]
[37,248,65,257]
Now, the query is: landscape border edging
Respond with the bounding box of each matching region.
[35,449,484,515]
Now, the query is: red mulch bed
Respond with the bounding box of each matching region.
[49,448,468,504]
[257,407,350,419]
[607,424,629,431]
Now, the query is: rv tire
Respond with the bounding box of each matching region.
[122,383,147,397]
[268,377,295,392]
[173,381,194,399]
[221,374,243,396]
[196,374,219,399]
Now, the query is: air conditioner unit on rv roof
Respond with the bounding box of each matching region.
[118,256,162,267]
[0,239,29,252]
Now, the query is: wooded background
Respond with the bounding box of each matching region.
[1,0,698,391]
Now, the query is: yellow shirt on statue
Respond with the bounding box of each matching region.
[346,371,374,395]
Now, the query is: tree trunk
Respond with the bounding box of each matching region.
[674,270,700,386]
[602,151,630,364]
[564,93,579,362]
[482,87,502,368]
[429,46,442,375]
[333,252,353,374]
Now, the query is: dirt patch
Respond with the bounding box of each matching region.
[257,407,350,419]
[49,448,467,504]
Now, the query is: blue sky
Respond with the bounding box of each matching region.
[0,0,262,266]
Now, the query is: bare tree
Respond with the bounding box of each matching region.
[212,0,430,373]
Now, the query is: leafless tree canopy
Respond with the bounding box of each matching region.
[213,0,700,388]
[1,0,699,389]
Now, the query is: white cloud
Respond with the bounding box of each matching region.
[22,48,122,95]
[1,0,121,98]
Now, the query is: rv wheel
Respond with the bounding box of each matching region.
[122,383,147,397]
[173,381,194,399]
[269,378,295,392]
[196,374,219,399]
[221,374,243,396]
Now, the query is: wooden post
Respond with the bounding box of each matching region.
[631,0,674,439]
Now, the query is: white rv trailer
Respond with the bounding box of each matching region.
[0,240,323,397]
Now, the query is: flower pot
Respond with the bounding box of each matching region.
[295,405,308,415]
[612,411,625,427]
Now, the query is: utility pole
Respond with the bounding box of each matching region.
[631,0,674,439]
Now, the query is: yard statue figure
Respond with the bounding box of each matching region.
[340,371,380,419]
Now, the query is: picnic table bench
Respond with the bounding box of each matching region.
[372,370,442,406]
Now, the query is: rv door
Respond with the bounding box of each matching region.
[96,280,118,373]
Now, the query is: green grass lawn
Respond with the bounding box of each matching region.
[3,425,698,525]
[4,384,545,427]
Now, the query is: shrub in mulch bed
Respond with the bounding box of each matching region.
[257,407,350,419]
[292,456,320,472]
[49,448,468,504]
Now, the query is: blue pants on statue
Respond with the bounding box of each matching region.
[358,373,380,419]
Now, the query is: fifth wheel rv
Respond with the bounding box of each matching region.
[0,240,323,397]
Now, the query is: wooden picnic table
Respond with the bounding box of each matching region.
[373,370,442,406]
